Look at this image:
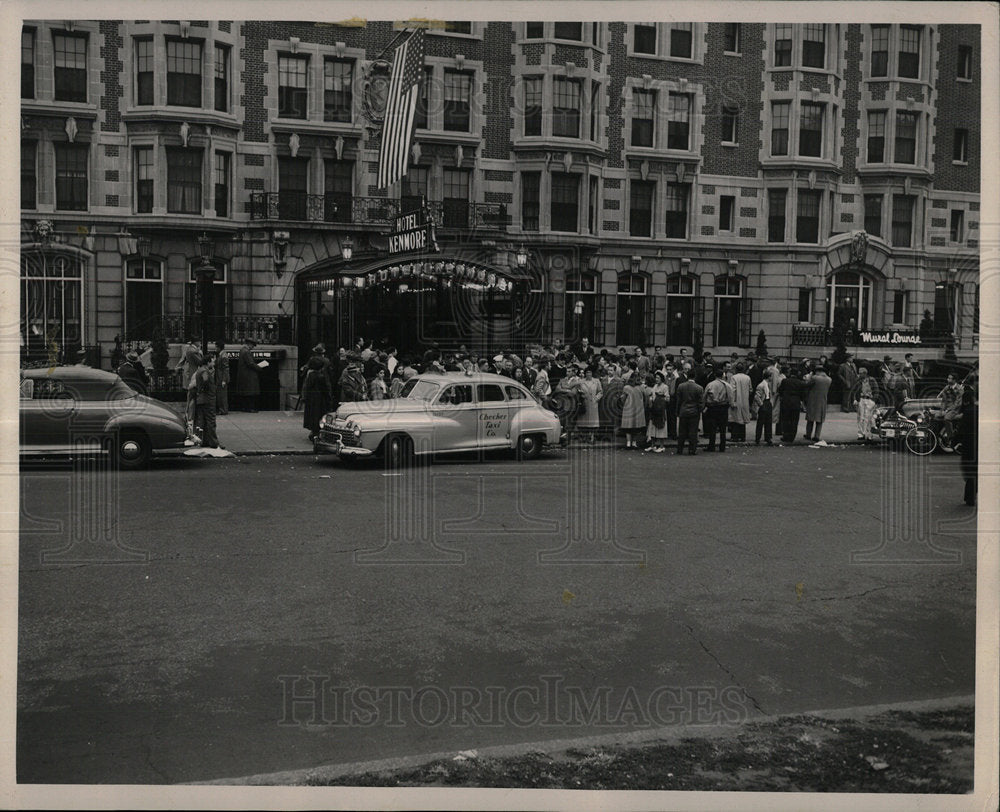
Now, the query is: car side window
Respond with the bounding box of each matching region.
[476,384,507,403]
[505,385,527,401]
[439,384,473,405]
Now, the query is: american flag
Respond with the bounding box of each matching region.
[376,28,426,190]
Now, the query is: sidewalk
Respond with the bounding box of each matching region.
[208,407,868,456]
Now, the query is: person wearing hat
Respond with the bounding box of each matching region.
[214,340,230,414]
[237,338,260,412]
[837,352,858,412]
[338,352,368,403]
[194,353,220,448]
[116,351,148,395]
[302,355,333,441]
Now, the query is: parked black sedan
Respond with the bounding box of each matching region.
[19,366,191,469]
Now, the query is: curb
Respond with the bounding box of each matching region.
[189,693,975,786]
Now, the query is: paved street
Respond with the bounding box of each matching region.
[17,446,976,784]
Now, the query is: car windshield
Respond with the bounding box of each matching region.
[402,380,440,401]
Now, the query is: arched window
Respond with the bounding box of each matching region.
[125,258,163,341]
[666,273,698,345]
[564,271,597,341]
[714,276,747,347]
[21,251,83,355]
[827,271,874,330]
[616,273,648,346]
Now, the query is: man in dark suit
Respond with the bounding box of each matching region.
[838,353,859,412]
[236,339,260,412]
[674,372,705,455]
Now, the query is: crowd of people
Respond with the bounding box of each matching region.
[292,336,977,453]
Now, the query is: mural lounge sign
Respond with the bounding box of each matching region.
[388,209,438,255]
[856,330,923,346]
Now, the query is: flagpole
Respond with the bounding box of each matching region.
[375,26,413,62]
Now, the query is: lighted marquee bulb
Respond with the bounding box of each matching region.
[487,273,497,287]
[355,275,365,289]
[341,275,353,288]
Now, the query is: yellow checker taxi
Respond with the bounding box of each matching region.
[314,372,562,466]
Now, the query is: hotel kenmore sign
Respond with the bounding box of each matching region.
[388,210,438,255]
[857,330,923,346]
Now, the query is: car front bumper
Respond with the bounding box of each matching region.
[313,438,374,457]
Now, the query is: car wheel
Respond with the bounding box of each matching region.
[383,434,412,470]
[904,425,938,456]
[114,430,151,470]
[516,433,543,461]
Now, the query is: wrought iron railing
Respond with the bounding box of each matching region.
[790,325,834,346]
[125,315,294,346]
[248,193,509,231]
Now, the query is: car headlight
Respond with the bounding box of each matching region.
[319,414,331,430]
[345,420,361,437]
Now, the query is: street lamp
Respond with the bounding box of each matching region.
[515,245,528,269]
[195,232,217,355]
[342,235,354,263]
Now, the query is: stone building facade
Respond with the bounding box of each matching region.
[20,20,981,403]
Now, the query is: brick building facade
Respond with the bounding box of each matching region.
[20,20,981,404]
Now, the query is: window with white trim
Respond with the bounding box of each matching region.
[21,27,35,99]
[670,23,693,58]
[828,272,873,330]
[771,101,790,155]
[323,58,353,122]
[135,37,154,105]
[667,92,691,150]
[166,38,202,107]
[723,23,740,54]
[564,271,597,341]
[664,183,689,238]
[134,146,154,213]
[634,24,657,55]
[721,103,739,143]
[278,54,308,119]
[802,24,826,68]
[53,31,88,102]
[953,128,968,163]
[21,252,84,353]
[126,258,163,341]
[630,89,655,147]
[552,77,581,138]
[186,260,230,341]
[957,45,973,80]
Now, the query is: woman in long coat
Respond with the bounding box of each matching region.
[574,366,603,443]
[302,356,332,441]
[777,369,808,442]
[619,373,647,449]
